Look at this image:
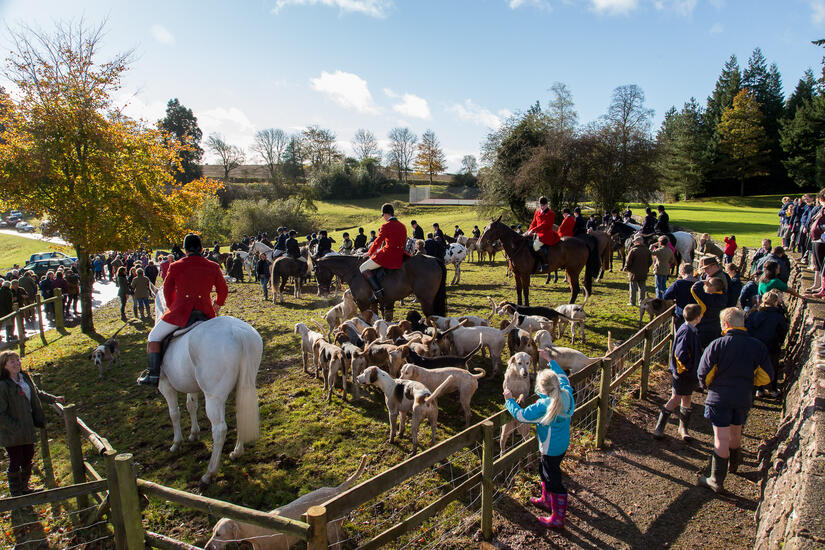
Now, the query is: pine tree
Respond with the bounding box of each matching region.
[717,90,770,196]
[780,95,825,188]
[705,55,742,130]
[786,69,817,118]
[657,99,708,200]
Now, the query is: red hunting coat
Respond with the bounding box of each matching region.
[368,217,409,269]
[161,255,229,326]
[558,215,575,238]
[527,208,560,246]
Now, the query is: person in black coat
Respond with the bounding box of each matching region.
[432,223,445,241]
[725,264,743,308]
[424,233,446,259]
[655,205,671,234]
[472,226,481,239]
[256,253,271,300]
[572,207,587,237]
[410,220,425,241]
[453,225,464,239]
[316,231,334,258]
[641,207,657,235]
[354,227,368,249]
[586,215,599,233]
[286,230,301,259]
[745,290,788,398]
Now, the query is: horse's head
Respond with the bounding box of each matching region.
[314,257,334,295]
[479,215,504,246]
[152,284,167,327]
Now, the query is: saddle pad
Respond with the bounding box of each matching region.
[171,320,206,339]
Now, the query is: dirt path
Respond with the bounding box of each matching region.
[489,366,781,549]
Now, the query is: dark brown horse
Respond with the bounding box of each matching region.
[315,254,446,320]
[270,256,310,302]
[479,217,599,305]
[589,230,614,279]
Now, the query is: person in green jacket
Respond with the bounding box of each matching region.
[0,351,64,495]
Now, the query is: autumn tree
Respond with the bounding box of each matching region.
[157,98,203,184]
[252,128,288,183]
[717,89,769,196]
[206,134,245,182]
[352,128,380,162]
[0,21,221,333]
[414,129,447,184]
[386,127,417,182]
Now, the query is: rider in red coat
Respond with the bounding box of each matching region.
[360,203,408,300]
[526,196,560,272]
[138,234,229,387]
[558,208,575,238]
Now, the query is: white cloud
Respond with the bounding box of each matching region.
[709,22,723,34]
[507,0,551,10]
[116,92,167,123]
[812,0,825,24]
[150,24,175,45]
[589,0,638,15]
[310,70,380,114]
[197,106,258,162]
[384,89,430,119]
[448,99,505,129]
[653,0,696,16]
[272,0,392,18]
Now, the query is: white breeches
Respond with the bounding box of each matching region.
[359,258,381,273]
[148,319,181,342]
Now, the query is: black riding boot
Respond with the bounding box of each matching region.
[652,407,672,439]
[20,466,35,494]
[364,271,383,302]
[7,471,25,497]
[137,352,162,387]
[698,452,729,493]
[535,245,549,273]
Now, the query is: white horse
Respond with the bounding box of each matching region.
[671,231,696,265]
[153,291,263,485]
[444,243,468,285]
[249,240,276,262]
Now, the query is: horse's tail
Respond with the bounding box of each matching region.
[584,235,600,295]
[433,259,448,316]
[235,323,262,444]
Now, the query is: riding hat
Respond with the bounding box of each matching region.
[183,233,202,253]
[699,256,719,268]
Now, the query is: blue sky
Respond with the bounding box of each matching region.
[1,0,824,171]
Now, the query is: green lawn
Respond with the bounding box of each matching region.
[0,233,73,272]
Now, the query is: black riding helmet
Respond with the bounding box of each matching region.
[382,203,394,216]
[183,233,202,253]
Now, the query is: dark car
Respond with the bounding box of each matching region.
[21,257,76,278]
[28,251,77,264]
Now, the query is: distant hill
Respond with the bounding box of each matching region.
[201,164,456,184]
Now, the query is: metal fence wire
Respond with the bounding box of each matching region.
[0,501,114,549]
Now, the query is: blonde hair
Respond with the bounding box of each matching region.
[535,369,569,425]
[761,289,783,308]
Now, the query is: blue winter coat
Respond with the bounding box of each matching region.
[670,322,702,379]
[698,328,773,408]
[505,361,575,457]
[745,306,788,353]
[691,280,727,343]
[663,278,697,321]
[739,281,759,312]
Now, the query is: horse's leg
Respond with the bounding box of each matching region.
[519,272,531,307]
[202,395,229,485]
[515,272,523,306]
[568,269,580,304]
[186,393,200,441]
[159,381,184,453]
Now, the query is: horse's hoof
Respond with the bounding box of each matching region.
[188,432,200,442]
[229,449,242,460]
[170,442,181,453]
[199,475,212,488]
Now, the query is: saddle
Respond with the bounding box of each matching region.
[160,310,210,357]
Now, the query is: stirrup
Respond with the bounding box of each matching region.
[137,370,159,387]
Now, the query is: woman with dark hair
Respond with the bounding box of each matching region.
[0,351,64,495]
[116,266,129,320]
[758,261,808,303]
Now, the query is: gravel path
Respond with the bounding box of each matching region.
[489,366,781,549]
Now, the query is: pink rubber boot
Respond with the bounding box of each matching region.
[538,492,568,529]
[529,482,552,512]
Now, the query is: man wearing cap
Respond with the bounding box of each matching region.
[572,207,587,237]
[410,220,425,241]
[286,230,302,260]
[138,234,229,387]
[655,205,671,234]
[360,203,408,301]
[698,256,731,296]
[641,207,657,237]
[432,223,445,242]
[625,235,652,306]
[558,208,575,238]
[525,196,560,273]
[273,227,288,258]
[316,230,335,258]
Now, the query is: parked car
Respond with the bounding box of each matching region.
[20,258,76,278]
[6,215,21,224]
[28,251,77,264]
[15,221,35,233]
[0,221,7,229]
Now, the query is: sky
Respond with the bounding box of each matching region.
[0,0,824,171]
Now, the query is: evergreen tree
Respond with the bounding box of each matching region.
[705,55,742,130]
[657,99,708,200]
[780,95,825,188]
[717,89,770,196]
[158,98,204,184]
[786,69,817,118]
[742,48,786,183]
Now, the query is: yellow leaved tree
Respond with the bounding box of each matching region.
[0,22,221,333]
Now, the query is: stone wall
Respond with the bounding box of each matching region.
[754,267,825,549]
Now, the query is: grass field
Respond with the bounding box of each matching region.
[1,193,788,547]
[0,233,73,272]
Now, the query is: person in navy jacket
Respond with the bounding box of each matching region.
[653,304,702,441]
[690,277,728,348]
[745,290,787,398]
[697,307,773,493]
[663,264,698,329]
[505,352,575,530]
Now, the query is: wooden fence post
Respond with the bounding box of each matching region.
[14,309,25,357]
[113,454,144,550]
[305,505,328,550]
[62,404,89,509]
[35,295,46,345]
[31,374,56,489]
[596,359,611,448]
[640,327,652,400]
[481,420,494,541]
[104,451,127,550]
[53,289,63,331]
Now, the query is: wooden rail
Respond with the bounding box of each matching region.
[0,289,66,356]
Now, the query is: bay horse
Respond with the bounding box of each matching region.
[270,255,310,302]
[152,290,263,485]
[314,254,447,320]
[479,217,598,306]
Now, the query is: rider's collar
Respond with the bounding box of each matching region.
[388,216,397,221]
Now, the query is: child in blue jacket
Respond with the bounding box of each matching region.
[653,304,702,441]
[504,352,575,529]
[691,277,728,348]
[697,307,773,493]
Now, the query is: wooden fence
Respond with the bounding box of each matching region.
[0,289,66,357]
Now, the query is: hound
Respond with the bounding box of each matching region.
[506,327,539,370]
[428,315,489,331]
[400,362,486,426]
[441,315,517,376]
[500,352,532,454]
[204,456,368,550]
[639,297,675,325]
[323,290,358,338]
[89,338,121,380]
[553,303,587,344]
[341,342,368,400]
[357,366,454,454]
[497,312,553,336]
[405,339,483,371]
[542,333,618,376]
[315,340,347,401]
[294,323,324,375]
[490,298,575,331]
[533,329,554,350]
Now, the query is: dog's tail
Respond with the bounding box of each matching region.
[471,367,486,379]
[581,285,590,307]
[336,455,368,491]
[311,319,326,334]
[463,337,484,362]
[425,374,455,404]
